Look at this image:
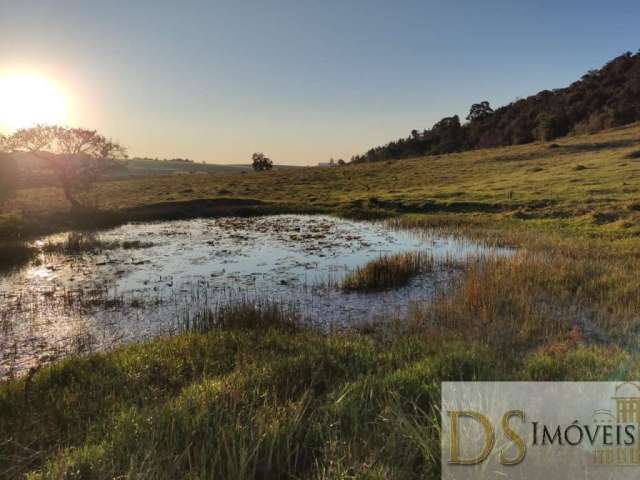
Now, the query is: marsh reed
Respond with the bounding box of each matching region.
[341,250,439,291]
[182,297,301,332]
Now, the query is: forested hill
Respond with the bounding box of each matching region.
[351,50,640,164]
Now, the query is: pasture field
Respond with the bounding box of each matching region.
[1,124,640,478]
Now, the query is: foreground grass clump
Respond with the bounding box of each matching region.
[0,328,636,479]
[342,251,435,291]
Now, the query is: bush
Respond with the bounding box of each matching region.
[252,152,273,171]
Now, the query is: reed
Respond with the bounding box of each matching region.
[41,232,153,254]
[0,242,36,273]
[342,250,436,291]
[182,297,301,332]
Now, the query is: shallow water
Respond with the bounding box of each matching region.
[0,215,512,378]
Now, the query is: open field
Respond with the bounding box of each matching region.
[109,158,301,179]
[1,124,640,478]
[2,122,640,239]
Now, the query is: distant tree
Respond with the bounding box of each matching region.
[329,158,335,167]
[337,158,346,166]
[7,125,126,209]
[466,101,494,122]
[251,152,273,171]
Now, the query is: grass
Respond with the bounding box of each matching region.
[2,122,640,239]
[3,327,636,479]
[182,298,301,333]
[341,251,437,291]
[41,232,154,254]
[3,123,640,477]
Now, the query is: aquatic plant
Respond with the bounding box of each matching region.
[0,242,36,273]
[42,232,154,254]
[341,251,436,291]
[182,297,300,332]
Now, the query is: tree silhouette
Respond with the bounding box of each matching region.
[351,52,640,163]
[7,125,126,209]
[466,101,494,122]
[252,152,273,171]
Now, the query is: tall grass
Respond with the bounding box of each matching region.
[2,328,629,479]
[0,330,501,479]
[42,232,153,254]
[182,298,301,332]
[342,251,436,291]
[408,234,640,355]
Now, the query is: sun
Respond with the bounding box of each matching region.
[0,72,68,132]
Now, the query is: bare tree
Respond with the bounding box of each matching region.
[7,125,126,209]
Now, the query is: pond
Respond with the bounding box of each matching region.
[0,214,512,378]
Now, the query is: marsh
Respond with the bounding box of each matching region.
[0,214,512,378]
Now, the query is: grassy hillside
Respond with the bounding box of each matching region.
[1,124,640,478]
[3,122,640,238]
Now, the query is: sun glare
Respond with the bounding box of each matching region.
[0,72,68,132]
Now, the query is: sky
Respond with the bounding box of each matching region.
[1,0,639,166]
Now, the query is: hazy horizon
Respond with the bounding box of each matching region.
[1,0,639,165]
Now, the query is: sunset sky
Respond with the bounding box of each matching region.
[1,0,639,165]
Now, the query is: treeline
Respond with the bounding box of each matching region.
[351,50,640,163]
